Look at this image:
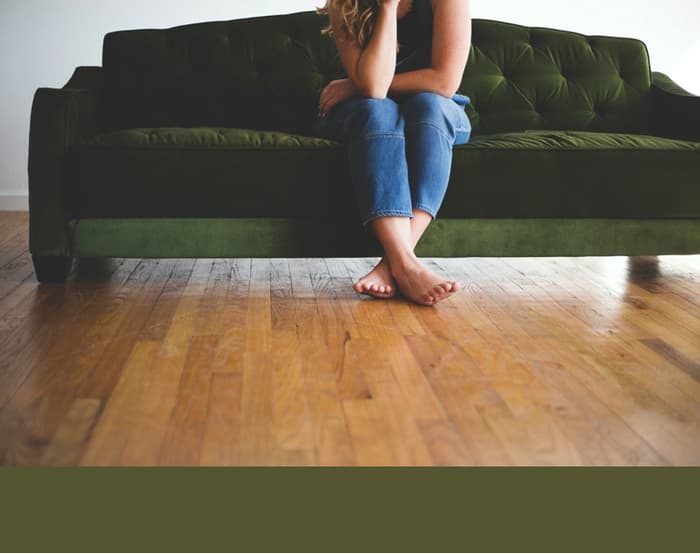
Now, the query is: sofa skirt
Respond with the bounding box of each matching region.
[67,217,700,258]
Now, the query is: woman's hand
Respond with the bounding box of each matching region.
[318,78,361,117]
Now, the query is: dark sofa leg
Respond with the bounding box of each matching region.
[32,255,73,283]
[628,255,660,278]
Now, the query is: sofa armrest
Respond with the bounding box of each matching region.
[28,67,102,256]
[651,71,700,142]
[64,66,103,90]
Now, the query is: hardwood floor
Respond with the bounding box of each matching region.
[1,211,699,465]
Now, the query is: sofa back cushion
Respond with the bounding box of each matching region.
[464,20,652,135]
[101,12,339,136]
[101,12,652,136]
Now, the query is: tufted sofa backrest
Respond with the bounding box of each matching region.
[465,20,652,135]
[101,12,338,136]
[100,11,652,136]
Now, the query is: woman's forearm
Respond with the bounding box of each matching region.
[354,2,400,98]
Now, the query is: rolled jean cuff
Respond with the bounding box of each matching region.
[412,204,438,220]
[361,210,414,227]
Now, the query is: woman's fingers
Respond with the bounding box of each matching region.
[320,91,335,116]
[319,88,328,115]
[320,80,351,116]
[322,101,335,116]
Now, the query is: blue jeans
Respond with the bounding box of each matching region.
[313,91,472,226]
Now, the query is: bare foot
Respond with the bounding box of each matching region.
[391,260,459,306]
[353,257,397,298]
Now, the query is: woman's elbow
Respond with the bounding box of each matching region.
[349,72,390,98]
[440,78,462,98]
[361,87,389,99]
[354,78,389,99]
[434,67,464,97]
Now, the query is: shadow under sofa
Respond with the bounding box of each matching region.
[27,12,700,283]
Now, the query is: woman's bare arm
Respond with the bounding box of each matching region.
[388,0,471,97]
[329,0,401,98]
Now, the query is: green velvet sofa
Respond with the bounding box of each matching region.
[28,11,700,282]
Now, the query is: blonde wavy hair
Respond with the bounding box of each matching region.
[316,0,401,52]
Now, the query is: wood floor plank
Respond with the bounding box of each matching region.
[210,257,251,373]
[433,258,667,465]
[193,259,234,337]
[0,287,83,407]
[527,258,700,403]
[39,398,103,466]
[80,259,212,465]
[300,260,357,464]
[342,396,398,465]
[158,334,217,465]
[270,349,317,465]
[0,251,36,304]
[0,226,31,268]
[77,259,195,399]
[341,260,449,424]
[0,259,145,464]
[199,373,243,466]
[357,381,434,465]
[639,338,700,382]
[270,262,322,463]
[237,351,274,465]
[79,340,162,465]
[470,258,680,463]
[246,258,271,353]
[0,280,38,326]
[489,258,698,464]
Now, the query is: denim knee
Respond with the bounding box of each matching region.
[341,97,405,143]
[401,91,461,140]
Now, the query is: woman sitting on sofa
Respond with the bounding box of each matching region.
[314,0,472,306]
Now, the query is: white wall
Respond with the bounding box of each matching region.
[1,0,698,210]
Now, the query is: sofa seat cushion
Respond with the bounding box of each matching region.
[464,130,700,151]
[67,127,356,220]
[66,127,700,220]
[75,127,335,149]
[442,129,700,219]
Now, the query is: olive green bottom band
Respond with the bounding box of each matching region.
[66,218,700,258]
[2,468,699,552]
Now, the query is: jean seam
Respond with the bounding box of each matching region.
[406,121,454,142]
[349,132,405,147]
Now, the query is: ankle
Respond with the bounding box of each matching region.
[388,253,421,279]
